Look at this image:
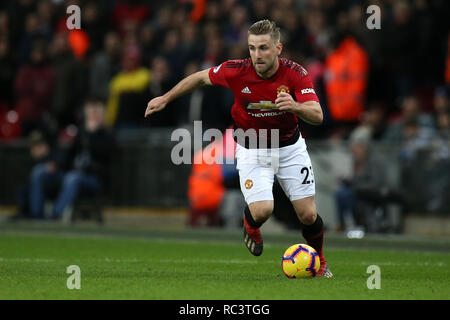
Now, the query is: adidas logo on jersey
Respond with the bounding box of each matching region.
[241,87,251,94]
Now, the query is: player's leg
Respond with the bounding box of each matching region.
[243,200,273,256]
[248,200,273,224]
[275,138,333,277]
[291,196,332,277]
[236,143,275,256]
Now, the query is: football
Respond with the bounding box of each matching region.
[281,244,320,278]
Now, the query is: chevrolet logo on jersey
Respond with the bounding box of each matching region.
[247,101,278,110]
[247,85,290,110]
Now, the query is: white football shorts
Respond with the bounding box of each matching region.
[235,136,315,204]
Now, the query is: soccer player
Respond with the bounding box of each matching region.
[145,20,332,277]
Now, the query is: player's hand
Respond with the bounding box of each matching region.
[145,96,168,117]
[275,92,297,112]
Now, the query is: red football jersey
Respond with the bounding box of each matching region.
[208,57,319,143]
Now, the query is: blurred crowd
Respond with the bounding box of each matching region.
[1,0,450,224]
[0,0,448,140]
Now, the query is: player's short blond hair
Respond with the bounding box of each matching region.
[248,20,281,44]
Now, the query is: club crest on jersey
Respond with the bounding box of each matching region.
[245,179,254,189]
[277,85,290,95]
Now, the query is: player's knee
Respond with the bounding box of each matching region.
[250,202,273,223]
[297,207,317,225]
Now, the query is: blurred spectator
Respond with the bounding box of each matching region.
[220,0,237,17]
[248,0,269,22]
[201,1,224,26]
[105,45,150,129]
[351,103,387,142]
[188,128,243,227]
[0,37,16,108]
[29,129,52,162]
[427,111,450,213]
[335,132,403,232]
[7,0,37,47]
[304,9,330,59]
[49,32,85,129]
[14,41,55,136]
[28,98,115,220]
[435,111,450,140]
[180,0,206,23]
[139,23,157,64]
[202,31,226,68]
[149,56,174,98]
[398,118,434,161]
[112,0,150,37]
[223,5,249,46]
[12,130,52,219]
[18,12,46,65]
[36,0,55,40]
[398,93,450,210]
[159,28,184,78]
[81,1,107,53]
[279,10,308,61]
[349,2,388,105]
[0,0,449,221]
[89,31,122,103]
[172,5,191,30]
[324,34,369,134]
[398,117,439,214]
[188,135,226,227]
[0,0,447,140]
[433,87,449,115]
[176,60,233,131]
[383,95,435,144]
[385,0,417,99]
[146,55,186,127]
[179,22,203,69]
[150,5,173,47]
[0,10,11,47]
[414,0,433,84]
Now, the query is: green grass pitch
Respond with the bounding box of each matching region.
[0,225,449,300]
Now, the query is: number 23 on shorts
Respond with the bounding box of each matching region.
[301,166,314,184]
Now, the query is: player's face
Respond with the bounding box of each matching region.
[248,34,282,78]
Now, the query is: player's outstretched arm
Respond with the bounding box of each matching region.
[144,68,212,118]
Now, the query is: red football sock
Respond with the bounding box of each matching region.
[301,214,324,258]
[244,205,262,229]
[244,216,263,244]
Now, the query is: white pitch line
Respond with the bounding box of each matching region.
[0,257,447,268]
[0,257,55,263]
[357,261,447,267]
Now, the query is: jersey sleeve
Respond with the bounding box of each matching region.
[293,72,320,103]
[208,61,231,88]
